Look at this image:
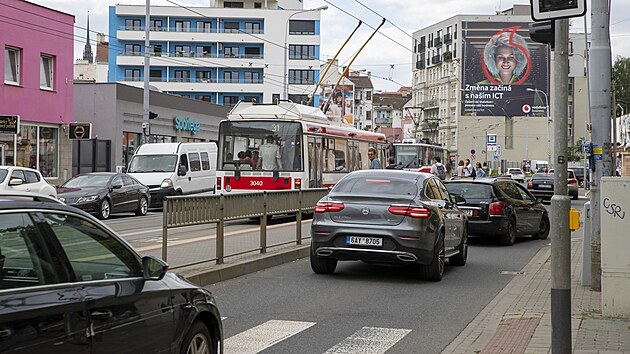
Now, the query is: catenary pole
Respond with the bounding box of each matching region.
[589,0,613,291]
[142,0,150,144]
[551,18,572,354]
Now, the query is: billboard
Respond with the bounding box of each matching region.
[319,84,354,125]
[460,22,550,117]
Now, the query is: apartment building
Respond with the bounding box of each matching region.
[1,0,74,184]
[108,0,324,106]
[411,5,589,168]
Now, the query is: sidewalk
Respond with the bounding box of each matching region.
[442,229,630,353]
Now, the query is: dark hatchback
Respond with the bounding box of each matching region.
[0,194,222,353]
[57,173,150,220]
[444,177,549,246]
[527,173,555,201]
[311,170,468,281]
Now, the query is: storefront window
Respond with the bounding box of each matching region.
[151,135,175,143]
[122,132,141,168]
[0,134,14,165]
[15,125,58,178]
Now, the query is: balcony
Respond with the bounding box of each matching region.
[433,37,442,47]
[416,60,425,69]
[117,25,264,34]
[417,43,426,52]
[420,99,439,108]
[116,52,265,67]
[443,34,452,44]
[431,55,442,65]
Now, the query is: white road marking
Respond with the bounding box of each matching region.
[323,327,412,354]
[224,320,315,354]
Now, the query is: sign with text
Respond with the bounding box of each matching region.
[460,22,550,117]
[0,115,19,134]
[68,123,92,140]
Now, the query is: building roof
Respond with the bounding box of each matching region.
[348,75,373,89]
[372,93,412,110]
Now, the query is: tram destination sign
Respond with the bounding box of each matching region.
[0,115,19,134]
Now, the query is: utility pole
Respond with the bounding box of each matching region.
[550,18,572,354]
[142,0,150,144]
[589,0,613,291]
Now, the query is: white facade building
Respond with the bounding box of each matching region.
[108,0,324,106]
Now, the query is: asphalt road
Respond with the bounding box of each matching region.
[205,197,588,354]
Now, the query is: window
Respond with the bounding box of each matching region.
[244,47,261,58]
[244,71,260,83]
[288,94,310,105]
[174,45,191,57]
[224,46,239,57]
[44,213,141,281]
[174,70,191,82]
[196,46,213,57]
[10,169,25,181]
[223,95,239,106]
[124,69,141,81]
[125,44,141,56]
[197,95,212,102]
[16,125,58,178]
[149,19,163,31]
[366,91,372,101]
[224,22,240,33]
[498,182,523,201]
[24,171,40,183]
[196,70,212,83]
[125,19,141,30]
[224,1,244,8]
[4,46,20,84]
[122,175,136,186]
[188,153,201,171]
[245,22,261,33]
[223,71,239,83]
[112,175,124,187]
[289,69,314,85]
[175,21,191,32]
[152,44,162,56]
[200,152,210,170]
[289,20,315,35]
[197,21,212,33]
[254,2,262,8]
[568,77,574,96]
[149,69,162,82]
[179,154,189,172]
[289,45,315,60]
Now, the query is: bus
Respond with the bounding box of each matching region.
[215,101,388,193]
[393,140,449,172]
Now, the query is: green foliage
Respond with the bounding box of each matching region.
[613,56,630,112]
[568,137,585,162]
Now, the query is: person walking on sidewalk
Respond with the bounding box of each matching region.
[430,156,447,180]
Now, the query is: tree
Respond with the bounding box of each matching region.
[612,56,630,113]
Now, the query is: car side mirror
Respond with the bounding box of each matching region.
[142,256,169,281]
[111,183,123,189]
[453,194,466,205]
[178,165,187,176]
[8,178,23,186]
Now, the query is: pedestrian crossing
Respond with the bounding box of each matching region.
[223,320,412,354]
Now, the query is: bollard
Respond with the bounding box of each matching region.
[582,201,591,286]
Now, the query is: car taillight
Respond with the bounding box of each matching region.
[388,205,431,218]
[315,201,345,213]
[295,178,302,189]
[527,181,533,189]
[568,179,577,184]
[216,177,222,190]
[488,201,505,215]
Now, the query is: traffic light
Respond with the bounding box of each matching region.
[529,21,555,49]
[530,0,586,21]
[149,111,158,119]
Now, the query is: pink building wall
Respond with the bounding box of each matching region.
[0,0,74,124]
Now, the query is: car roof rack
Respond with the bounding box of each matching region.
[0,192,63,204]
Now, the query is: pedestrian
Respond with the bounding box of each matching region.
[475,162,486,177]
[368,147,381,169]
[464,159,474,177]
[385,157,398,169]
[259,135,281,170]
[445,162,453,180]
[430,156,446,180]
[482,162,490,176]
[456,160,465,177]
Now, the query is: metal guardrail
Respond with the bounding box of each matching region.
[161,189,329,267]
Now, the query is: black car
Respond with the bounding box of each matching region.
[311,170,468,281]
[57,172,150,219]
[527,173,555,201]
[0,193,223,353]
[444,177,550,246]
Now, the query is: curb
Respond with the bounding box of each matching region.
[175,243,311,286]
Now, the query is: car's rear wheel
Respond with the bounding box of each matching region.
[499,218,516,246]
[310,249,337,274]
[532,214,550,240]
[98,198,111,220]
[181,321,216,354]
[135,196,149,216]
[419,233,445,281]
[450,226,468,266]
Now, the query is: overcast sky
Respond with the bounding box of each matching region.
[30,0,630,92]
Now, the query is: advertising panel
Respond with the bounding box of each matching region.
[460,22,550,117]
[319,84,354,125]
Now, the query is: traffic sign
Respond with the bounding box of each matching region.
[493,155,499,161]
[547,149,552,156]
[487,145,498,152]
[470,149,476,155]
[471,154,476,160]
[487,134,497,145]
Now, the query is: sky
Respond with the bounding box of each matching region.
[27,0,630,92]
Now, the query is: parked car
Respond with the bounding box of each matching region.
[505,168,526,183]
[57,172,150,219]
[444,177,550,246]
[546,169,579,200]
[0,193,223,353]
[310,170,468,281]
[527,173,555,201]
[0,166,56,197]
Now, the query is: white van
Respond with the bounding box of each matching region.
[127,142,217,207]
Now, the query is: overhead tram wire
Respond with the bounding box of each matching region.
[354,0,414,40]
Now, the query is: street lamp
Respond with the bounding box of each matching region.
[283,5,328,100]
[527,88,551,165]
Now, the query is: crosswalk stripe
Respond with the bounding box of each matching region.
[323,327,412,354]
[224,320,316,354]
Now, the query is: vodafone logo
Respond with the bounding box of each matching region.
[522,104,532,114]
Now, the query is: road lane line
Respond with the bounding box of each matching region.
[224,320,315,354]
[134,220,312,253]
[323,327,412,354]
